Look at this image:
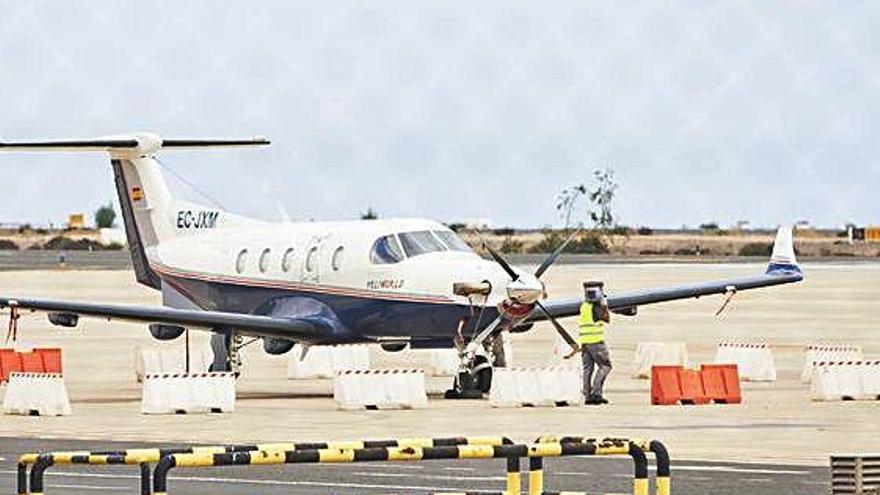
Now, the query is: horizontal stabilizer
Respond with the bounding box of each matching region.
[0,133,270,154]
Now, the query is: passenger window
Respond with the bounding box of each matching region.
[235,249,249,274]
[281,248,295,272]
[331,246,344,271]
[305,246,318,272]
[398,231,447,257]
[259,248,271,273]
[370,235,405,264]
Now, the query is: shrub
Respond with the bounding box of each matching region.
[569,234,610,254]
[0,239,19,250]
[636,226,653,236]
[499,237,524,253]
[738,242,772,257]
[39,236,106,251]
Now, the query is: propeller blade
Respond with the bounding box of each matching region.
[535,300,579,351]
[484,242,520,281]
[534,228,581,279]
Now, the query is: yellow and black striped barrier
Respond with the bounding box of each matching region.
[151,439,654,495]
[536,436,671,495]
[18,436,513,495]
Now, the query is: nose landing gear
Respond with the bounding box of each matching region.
[444,333,506,399]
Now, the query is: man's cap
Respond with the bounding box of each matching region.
[583,281,605,289]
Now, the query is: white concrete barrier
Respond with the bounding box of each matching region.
[333,369,428,410]
[489,366,582,407]
[810,361,880,401]
[135,345,212,382]
[2,372,71,416]
[287,344,370,379]
[141,372,236,414]
[633,342,689,378]
[802,344,863,383]
[714,340,777,382]
[424,349,460,376]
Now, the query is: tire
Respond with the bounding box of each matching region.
[473,355,493,393]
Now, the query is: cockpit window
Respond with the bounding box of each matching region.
[398,231,447,257]
[434,230,473,253]
[371,235,405,264]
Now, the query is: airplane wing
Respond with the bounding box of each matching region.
[529,226,803,321]
[0,297,331,342]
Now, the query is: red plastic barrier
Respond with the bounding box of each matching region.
[700,365,728,403]
[0,349,23,382]
[651,365,683,405]
[679,369,710,405]
[19,352,45,373]
[34,348,62,374]
[701,364,742,404]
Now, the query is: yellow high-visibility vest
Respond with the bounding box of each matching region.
[578,302,605,345]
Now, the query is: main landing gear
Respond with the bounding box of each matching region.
[209,331,243,376]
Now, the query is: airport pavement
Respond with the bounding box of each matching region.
[0,437,830,495]
[0,263,877,494]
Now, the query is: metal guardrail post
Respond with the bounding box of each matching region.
[140,462,152,495]
[16,462,27,495]
[527,457,543,495]
[29,455,53,495]
[506,456,521,495]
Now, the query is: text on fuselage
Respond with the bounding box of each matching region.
[176,210,219,229]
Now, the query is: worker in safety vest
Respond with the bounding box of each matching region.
[579,281,612,405]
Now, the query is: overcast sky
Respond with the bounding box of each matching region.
[1,1,878,229]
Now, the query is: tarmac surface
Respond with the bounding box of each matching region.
[0,262,878,493]
[0,437,829,495]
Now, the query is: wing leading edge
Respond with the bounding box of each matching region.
[531,226,803,321]
[0,297,331,342]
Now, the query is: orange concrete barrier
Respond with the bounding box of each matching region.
[19,352,45,373]
[34,348,62,374]
[0,349,22,382]
[679,369,710,405]
[650,365,683,405]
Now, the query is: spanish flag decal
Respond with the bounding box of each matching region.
[131,187,144,202]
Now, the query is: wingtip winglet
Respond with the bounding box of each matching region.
[766,226,802,276]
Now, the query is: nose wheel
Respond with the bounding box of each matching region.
[445,354,493,399]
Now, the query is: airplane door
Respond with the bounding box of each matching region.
[302,235,325,284]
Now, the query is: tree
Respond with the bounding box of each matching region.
[94,202,116,229]
[361,207,378,220]
[588,167,618,231]
[555,184,587,231]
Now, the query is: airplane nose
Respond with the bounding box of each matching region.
[505,275,544,304]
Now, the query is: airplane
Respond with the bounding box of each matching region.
[0,133,803,398]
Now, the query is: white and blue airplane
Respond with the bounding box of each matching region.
[0,134,803,396]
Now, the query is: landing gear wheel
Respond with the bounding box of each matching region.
[444,355,493,399]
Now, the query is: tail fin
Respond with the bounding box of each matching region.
[766,226,801,275]
[0,133,269,288]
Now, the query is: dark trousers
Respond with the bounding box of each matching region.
[581,342,612,399]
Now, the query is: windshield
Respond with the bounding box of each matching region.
[398,231,447,257]
[434,230,473,253]
[370,235,405,264]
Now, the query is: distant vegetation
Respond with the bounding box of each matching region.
[94,203,117,229]
[738,242,773,257]
[30,236,124,251]
[360,207,378,220]
[0,239,19,250]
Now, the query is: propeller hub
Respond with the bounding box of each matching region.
[505,275,544,305]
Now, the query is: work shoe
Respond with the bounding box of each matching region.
[583,396,601,405]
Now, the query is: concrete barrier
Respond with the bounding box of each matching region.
[135,345,212,382]
[633,342,689,378]
[489,366,581,407]
[141,372,235,414]
[802,344,864,383]
[333,369,428,410]
[2,372,71,416]
[714,340,776,382]
[810,361,880,401]
[287,344,370,379]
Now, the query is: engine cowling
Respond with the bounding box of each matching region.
[149,323,185,341]
[48,312,79,328]
[263,338,296,355]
